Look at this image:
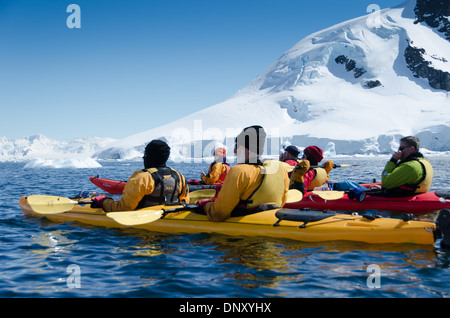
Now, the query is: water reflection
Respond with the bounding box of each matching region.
[124,231,444,295]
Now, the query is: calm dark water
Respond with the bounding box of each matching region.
[1,156,450,300]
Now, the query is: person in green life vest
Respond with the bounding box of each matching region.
[381,136,433,196]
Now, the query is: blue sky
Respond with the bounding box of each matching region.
[0,0,405,141]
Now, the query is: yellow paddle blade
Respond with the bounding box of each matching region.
[107,210,164,226]
[280,162,296,172]
[286,189,303,203]
[27,195,79,214]
[189,189,216,204]
[312,191,345,200]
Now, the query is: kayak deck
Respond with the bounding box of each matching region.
[19,196,439,245]
[90,176,223,194]
[285,190,450,214]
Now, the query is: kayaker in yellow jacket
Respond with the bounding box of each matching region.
[91,140,189,212]
[200,147,230,184]
[289,145,334,194]
[381,136,433,196]
[197,125,290,222]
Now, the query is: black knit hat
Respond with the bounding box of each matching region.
[143,140,170,168]
[235,125,266,155]
[284,145,300,158]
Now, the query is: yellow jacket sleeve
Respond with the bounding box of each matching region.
[290,159,310,183]
[204,165,262,222]
[201,162,224,185]
[323,160,334,174]
[103,170,155,212]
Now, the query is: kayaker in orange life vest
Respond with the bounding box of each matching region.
[197,125,290,222]
[200,147,230,185]
[91,140,189,212]
[289,145,334,194]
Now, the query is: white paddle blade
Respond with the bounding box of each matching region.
[312,191,345,200]
[27,195,78,214]
[107,210,164,226]
[286,189,303,203]
[280,162,296,173]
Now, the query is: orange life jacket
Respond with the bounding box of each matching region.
[208,162,230,183]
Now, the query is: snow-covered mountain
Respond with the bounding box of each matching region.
[91,0,450,160]
[1,0,449,164]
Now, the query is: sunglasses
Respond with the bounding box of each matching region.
[398,145,411,151]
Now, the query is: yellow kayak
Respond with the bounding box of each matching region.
[19,195,447,245]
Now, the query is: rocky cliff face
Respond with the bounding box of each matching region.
[406,0,450,91]
[415,0,450,40]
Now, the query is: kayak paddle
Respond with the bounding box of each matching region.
[286,189,303,203]
[108,189,304,226]
[310,163,359,168]
[27,195,93,214]
[311,191,345,200]
[282,162,359,172]
[107,204,200,226]
[334,164,359,168]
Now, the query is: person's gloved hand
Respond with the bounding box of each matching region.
[91,195,111,208]
[290,159,309,183]
[323,160,334,173]
[196,198,215,211]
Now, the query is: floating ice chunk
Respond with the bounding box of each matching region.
[23,158,102,169]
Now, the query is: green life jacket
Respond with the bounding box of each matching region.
[384,155,433,196]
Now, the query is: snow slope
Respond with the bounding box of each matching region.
[92,0,450,160]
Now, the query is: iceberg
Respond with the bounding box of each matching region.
[23,158,102,169]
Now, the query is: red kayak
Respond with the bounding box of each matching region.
[90,176,450,214]
[284,190,450,214]
[90,176,126,194]
[90,176,221,194]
